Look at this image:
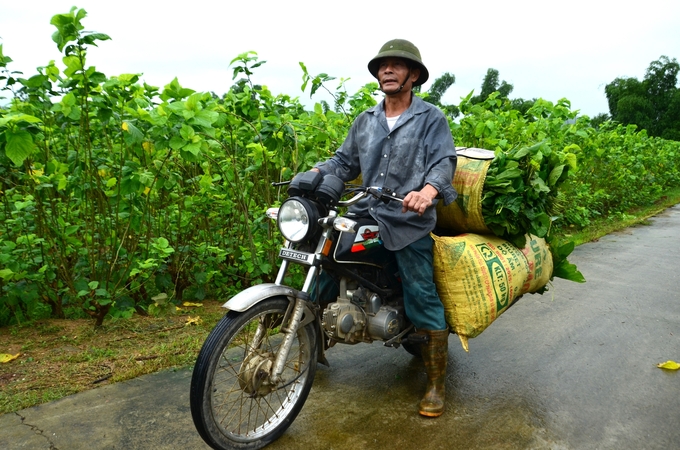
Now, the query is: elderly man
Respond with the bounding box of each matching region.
[312,39,457,417]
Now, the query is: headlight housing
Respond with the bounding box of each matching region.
[277,197,320,243]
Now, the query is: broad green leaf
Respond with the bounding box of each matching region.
[180,124,195,140]
[552,260,586,283]
[565,152,578,170]
[169,135,185,150]
[548,164,565,186]
[186,92,203,111]
[123,121,144,144]
[0,113,42,127]
[530,176,550,193]
[62,55,83,77]
[155,237,170,248]
[5,128,35,166]
[495,168,522,180]
[191,110,219,128]
[199,173,213,190]
[183,141,201,155]
[167,101,187,115]
[0,268,14,281]
[509,146,531,160]
[531,213,551,237]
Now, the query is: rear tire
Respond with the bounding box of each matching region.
[402,340,422,358]
[190,297,317,449]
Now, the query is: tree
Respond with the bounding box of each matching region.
[604,56,680,139]
[471,68,513,104]
[510,97,536,115]
[422,72,460,119]
[427,72,456,105]
[590,112,611,129]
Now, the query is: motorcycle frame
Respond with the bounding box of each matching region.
[221,187,404,383]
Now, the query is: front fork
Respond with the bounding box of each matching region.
[265,229,333,383]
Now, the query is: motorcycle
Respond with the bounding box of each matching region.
[189,170,425,449]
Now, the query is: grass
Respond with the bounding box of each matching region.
[0,301,226,414]
[2,190,680,415]
[559,187,680,246]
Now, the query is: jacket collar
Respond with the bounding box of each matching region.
[368,93,427,119]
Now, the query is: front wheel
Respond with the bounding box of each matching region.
[190,297,318,450]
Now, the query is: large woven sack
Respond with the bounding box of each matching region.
[436,148,494,233]
[522,235,553,294]
[432,233,552,351]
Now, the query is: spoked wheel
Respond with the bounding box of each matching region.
[190,297,318,450]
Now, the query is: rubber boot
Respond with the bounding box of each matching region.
[418,328,449,417]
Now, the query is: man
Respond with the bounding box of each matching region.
[312,39,458,417]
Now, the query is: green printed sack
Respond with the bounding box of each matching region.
[432,233,552,351]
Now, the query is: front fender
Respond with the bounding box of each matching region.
[222,283,300,312]
[224,283,329,366]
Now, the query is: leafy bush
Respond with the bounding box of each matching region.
[1,7,679,325]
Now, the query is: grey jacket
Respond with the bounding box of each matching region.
[314,95,457,250]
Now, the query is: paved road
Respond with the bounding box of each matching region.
[2,205,679,449]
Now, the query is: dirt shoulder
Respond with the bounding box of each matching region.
[0,301,225,414]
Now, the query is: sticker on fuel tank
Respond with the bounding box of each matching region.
[351,225,382,252]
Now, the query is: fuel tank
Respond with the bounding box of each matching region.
[332,217,390,267]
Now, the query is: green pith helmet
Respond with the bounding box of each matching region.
[367,39,429,87]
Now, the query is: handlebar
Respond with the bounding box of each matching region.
[271,179,404,206]
[338,186,404,207]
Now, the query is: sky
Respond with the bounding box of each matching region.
[1,0,679,118]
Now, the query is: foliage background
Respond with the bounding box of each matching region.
[1,8,679,327]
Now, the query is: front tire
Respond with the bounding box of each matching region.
[190,297,318,450]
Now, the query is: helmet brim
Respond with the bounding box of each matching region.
[368,52,429,87]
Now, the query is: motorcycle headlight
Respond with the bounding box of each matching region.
[277,197,319,243]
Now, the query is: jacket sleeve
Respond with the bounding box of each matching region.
[424,113,457,206]
[313,118,362,182]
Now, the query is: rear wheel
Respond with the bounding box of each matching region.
[402,340,422,358]
[190,297,318,450]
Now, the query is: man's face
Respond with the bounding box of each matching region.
[377,57,420,94]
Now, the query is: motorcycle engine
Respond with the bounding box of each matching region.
[322,287,403,343]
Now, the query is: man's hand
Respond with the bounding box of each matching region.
[402,184,438,216]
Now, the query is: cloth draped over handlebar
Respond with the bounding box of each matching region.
[432,232,552,352]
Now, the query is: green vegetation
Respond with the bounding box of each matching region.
[1,7,680,328]
[604,56,680,140]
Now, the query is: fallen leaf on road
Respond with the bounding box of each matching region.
[657,360,680,370]
[183,302,203,308]
[0,353,20,363]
